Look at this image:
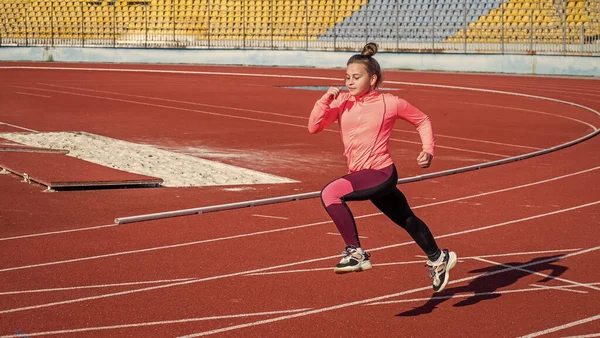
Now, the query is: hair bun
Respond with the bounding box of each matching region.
[361,42,378,57]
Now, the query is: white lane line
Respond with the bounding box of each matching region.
[0,308,313,338]
[36,82,542,150]
[393,128,542,150]
[36,82,308,120]
[178,246,600,337]
[246,267,333,275]
[0,224,117,242]
[479,82,600,97]
[0,166,597,270]
[415,248,582,260]
[4,66,599,122]
[0,278,197,296]
[0,219,334,273]
[251,249,582,277]
[326,232,368,239]
[473,257,600,292]
[462,249,583,259]
[0,203,597,315]
[6,163,599,243]
[38,82,542,151]
[251,214,288,220]
[34,83,542,150]
[8,85,321,130]
[389,136,510,157]
[529,284,588,294]
[13,85,510,158]
[368,283,600,306]
[14,91,51,98]
[518,313,600,338]
[0,122,38,132]
[449,101,599,132]
[245,259,425,276]
[561,334,600,338]
[427,201,599,244]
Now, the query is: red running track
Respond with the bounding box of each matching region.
[0,63,598,338]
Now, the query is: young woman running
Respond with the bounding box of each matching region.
[308,42,457,292]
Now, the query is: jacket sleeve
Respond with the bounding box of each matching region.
[396,97,435,156]
[308,93,343,134]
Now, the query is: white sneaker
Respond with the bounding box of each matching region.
[334,245,373,274]
[426,249,457,292]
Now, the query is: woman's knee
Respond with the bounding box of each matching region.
[321,178,353,207]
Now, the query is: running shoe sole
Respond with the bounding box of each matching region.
[334,260,373,274]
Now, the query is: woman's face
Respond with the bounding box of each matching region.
[345,63,377,97]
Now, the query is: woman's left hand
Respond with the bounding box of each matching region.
[417,151,433,168]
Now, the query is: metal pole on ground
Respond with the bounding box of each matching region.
[114,127,600,225]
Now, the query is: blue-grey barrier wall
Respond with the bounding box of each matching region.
[1,47,598,77]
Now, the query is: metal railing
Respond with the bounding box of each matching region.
[0,0,599,55]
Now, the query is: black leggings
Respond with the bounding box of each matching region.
[320,164,441,260]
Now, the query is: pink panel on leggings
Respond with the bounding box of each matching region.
[321,178,354,207]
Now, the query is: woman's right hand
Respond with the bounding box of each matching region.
[325,86,342,100]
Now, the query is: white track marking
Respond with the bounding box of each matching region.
[245,260,425,276]
[387,166,598,213]
[12,85,510,158]
[37,82,540,150]
[415,248,582,260]
[561,334,600,338]
[428,201,599,243]
[449,101,599,132]
[519,314,600,338]
[368,283,599,306]
[0,278,197,296]
[0,204,597,315]
[393,128,542,150]
[3,165,596,244]
[14,91,51,98]
[0,122,37,132]
[0,224,117,242]
[11,85,312,130]
[0,219,334,273]
[251,214,288,220]
[484,82,600,97]
[325,232,368,239]
[179,246,600,337]
[460,249,582,259]
[576,97,600,104]
[529,284,588,294]
[253,249,582,277]
[473,257,600,292]
[393,139,510,158]
[37,82,308,120]
[0,65,596,332]
[0,167,597,268]
[246,267,334,275]
[0,308,312,338]
[5,66,598,121]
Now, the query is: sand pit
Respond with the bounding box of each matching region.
[0,132,297,187]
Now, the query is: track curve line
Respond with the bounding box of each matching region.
[1,66,596,224]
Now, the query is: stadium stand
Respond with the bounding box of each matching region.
[447,0,600,44]
[0,0,598,46]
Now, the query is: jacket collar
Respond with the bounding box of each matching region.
[352,89,379,102]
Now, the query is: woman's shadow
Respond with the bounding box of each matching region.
[396,254,567,317]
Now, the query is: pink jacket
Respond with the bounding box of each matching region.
[308,90,435,173]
